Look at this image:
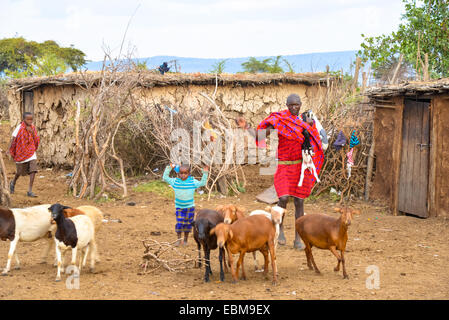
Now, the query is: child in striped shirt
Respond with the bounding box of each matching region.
[163,163,209,246]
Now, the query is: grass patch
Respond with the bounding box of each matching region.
[306,189,340,204]
[134,180,174,199]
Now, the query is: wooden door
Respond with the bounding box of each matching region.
[398,99,430,217]
[23,91,34,114]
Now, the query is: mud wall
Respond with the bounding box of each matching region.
[8,82,326,167]
[432,95,449,217]
[371,97,404,214]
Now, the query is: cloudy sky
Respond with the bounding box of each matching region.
[0,0,405,61]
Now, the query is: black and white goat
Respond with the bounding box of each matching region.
[49,203,96,282]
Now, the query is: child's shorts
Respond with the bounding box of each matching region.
[175,207,195,233]
[16,159,38,176]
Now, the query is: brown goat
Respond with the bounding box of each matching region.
[295,207,361,279]
[215,204,246,224]
[210,215,277,284]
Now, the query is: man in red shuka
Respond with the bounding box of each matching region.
[236,94,324,249]
[7,112,40,197]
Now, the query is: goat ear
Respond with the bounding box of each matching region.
[215,205,224,213]
[62,205,72,210]
[264,206,272,212]
[334,207,342,213]
[228,229,233,239]
[191,220,196,227]
[209,227,216,236]
[236,206,246,213]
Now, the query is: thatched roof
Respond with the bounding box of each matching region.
[8,71,332,92]
[366,78,449,99]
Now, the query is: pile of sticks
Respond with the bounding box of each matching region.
[0,149,11,206]
[310,74,374,203]
[127,78,247,199]
[69,53,144,200]
[140,238,207,274]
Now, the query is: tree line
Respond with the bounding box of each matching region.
[1,0,447,80]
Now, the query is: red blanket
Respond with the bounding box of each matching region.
[257,109,325,198]
[9,122,39,162]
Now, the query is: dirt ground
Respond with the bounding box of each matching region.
[0,125,448,300]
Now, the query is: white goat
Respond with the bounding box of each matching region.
[0,204,53,275]
[298,150,320,187]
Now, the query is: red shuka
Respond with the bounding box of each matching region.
[9,122,40,163]
[257,109,324,199]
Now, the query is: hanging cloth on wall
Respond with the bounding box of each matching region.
[346,147,354,178]
[333,130,347,151]
[349,130,360,148]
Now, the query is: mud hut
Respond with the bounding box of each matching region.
[7,72,331,168]
[366,78,449,218]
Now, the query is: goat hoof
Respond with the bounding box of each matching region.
[14,266,20,270]
[90,268,96,273]
[334,268,340,272]
[343,275,349,279]
[272,280,278,286]
[55,278,61,282]
[1,272,8,276]
[204,278,210,283]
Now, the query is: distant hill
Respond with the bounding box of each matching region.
[84,50,358,74]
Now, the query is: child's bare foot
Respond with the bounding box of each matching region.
[174,239,182,247]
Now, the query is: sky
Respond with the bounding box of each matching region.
[0,0,405,61]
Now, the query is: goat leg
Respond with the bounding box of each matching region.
[236,251,246,280]
[40,236,54,264]
[222,248,228,273]
[14,252,20,270]
[55,244,63,282]
[203,246,210,282]
[341,250,348,279]
[304,244,314,270]
[2,237,19,275]
[196,242,202,268]
[253,251,261,272]
[307,246,321,274]
[329,246,342,272]
[218,247,225,282]
[227,247,237,283]
[261,248,269,279]
[298,164,306,187]
[268,240,277,285]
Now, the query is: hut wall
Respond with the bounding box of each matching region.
[432,95,449,217]
[371,97,404,214]
[7,82,326,167]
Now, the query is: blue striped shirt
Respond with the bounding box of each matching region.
[162,166,208,208]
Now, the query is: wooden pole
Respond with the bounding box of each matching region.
[364,140,375,201]
[391,54,404,84]
[353,57,361,93]
[423,53,429,81]
[361,72,367,93]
